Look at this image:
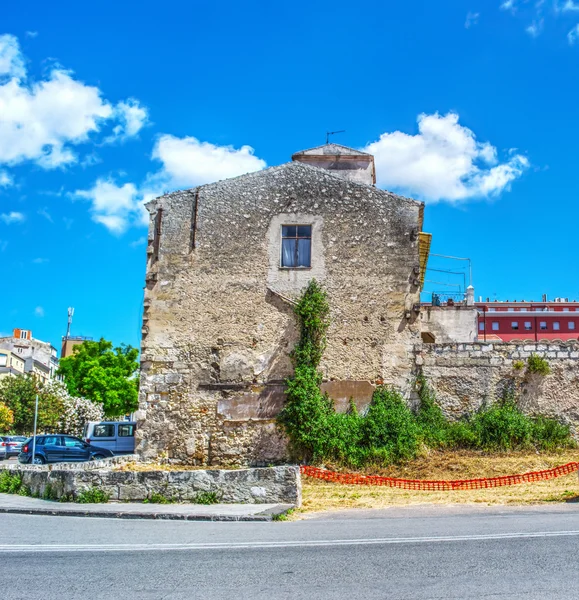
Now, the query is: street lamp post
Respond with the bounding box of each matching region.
[31,394,38,465]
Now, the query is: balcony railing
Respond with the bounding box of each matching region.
[429,292,467,306]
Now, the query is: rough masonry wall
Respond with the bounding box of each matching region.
[137,162,423,465]
[0,461,302,505]
[417,342,579,434]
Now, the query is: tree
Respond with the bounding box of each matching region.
[0,375,64,434]
[43,380,105,437]
[57,339,139,417]
[0,375,40,434]
[0,402,14,433]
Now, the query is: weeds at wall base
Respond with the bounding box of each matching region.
[278,282,575,470]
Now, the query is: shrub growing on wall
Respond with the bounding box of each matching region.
[278,279,334,461]
[527,354,551,376]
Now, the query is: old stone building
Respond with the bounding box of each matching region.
[136,144,431,465]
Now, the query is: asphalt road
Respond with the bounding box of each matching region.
[2,505,579,599]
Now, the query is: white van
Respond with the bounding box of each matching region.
[83,421,136,454]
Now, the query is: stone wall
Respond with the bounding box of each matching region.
[137,160,424,466]
[416,342,579,433]
[0,460,301,505]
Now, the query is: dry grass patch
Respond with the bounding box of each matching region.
[299,450,579,514]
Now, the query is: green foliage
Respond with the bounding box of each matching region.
[146,492,176,504]
[76,487,110,504]
[278,280,333,461]
[17,485,31,497]
[0,471,23,494]
[0,375,68,434]
[470,397,533,451]
[0,402,14,432]
[192,491,220,505]
[359,388,421,463]
[278,282,573,468]
[532,416,576,451]
[527,354,551,376]
[512,360,525,371]
[415,374,451,448]
[0,375,42,434]
[272,508,295,521]
[57,338,140,417]
[42,483,58,501]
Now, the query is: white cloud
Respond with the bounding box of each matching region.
[34,306,44,317]
[0,211,25,224]
[0,33,147,178]
[37,207,53,222]
[74,178,141,234]
[465,12,480,28]
[108,99,149,141]
[25,31,38,38]
[504,0,579,39]
[0,170,12,187]
[32,257,49,264]
[568,23,579,42]
[526,18,544,36]
[80,152,101,168]
[0,34,25,80]
[150,135,266,189]
[78,135,267,234]
[500,0,518,13]
[559,0,579,12]
[362,112,528,202]
[130,236,147,247]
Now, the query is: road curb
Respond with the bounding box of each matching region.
[0,505,291,521]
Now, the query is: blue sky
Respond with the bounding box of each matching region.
[1,0,579,352]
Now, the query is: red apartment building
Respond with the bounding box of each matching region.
[476,298,579,342]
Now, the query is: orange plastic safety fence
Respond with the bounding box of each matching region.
[300,462,579,491]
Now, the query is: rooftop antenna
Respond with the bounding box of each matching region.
[66,307,74,340]
[326,130,346,144]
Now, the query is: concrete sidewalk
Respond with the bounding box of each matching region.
[0,493,293,521]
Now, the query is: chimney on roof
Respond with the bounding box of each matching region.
[292,144,376,186]
[542,293,547,302]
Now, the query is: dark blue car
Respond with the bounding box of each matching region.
[19,435,114,465]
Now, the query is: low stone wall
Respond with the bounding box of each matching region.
[0,459,301,506]
[416,342,579,433]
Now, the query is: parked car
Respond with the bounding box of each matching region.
[18,435,114,465]
[0,441,6,461]
[83,421,136,454]
[1,436,28,457]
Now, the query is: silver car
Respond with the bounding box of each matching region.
[1,436,27,457]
